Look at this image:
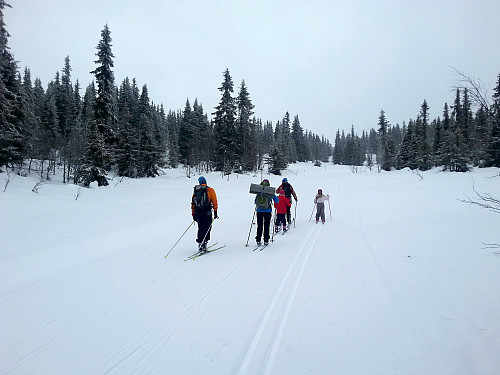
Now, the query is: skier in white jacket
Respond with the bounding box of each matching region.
[314,189,329,223]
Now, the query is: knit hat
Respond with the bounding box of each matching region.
[198,176,207,185]
[279,189,285,195]
[282,178,288,183]
[261,179,270,186]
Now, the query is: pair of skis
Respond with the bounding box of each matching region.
[252,242,270,251]
[275,223,291,236]
[185,222,294,260]
[184,243,226,261]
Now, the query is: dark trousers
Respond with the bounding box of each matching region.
[286,198,292,223]
[195,212,212,244]
[275,213,287,227]
[256,211,271,242]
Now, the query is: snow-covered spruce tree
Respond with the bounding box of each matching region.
[0,0,23,170]
[415,100,432,171]
[450,89,470,171]
[66,79,85,182]
[292,115,308,162]
[191,98,212,172]
[398,119,418,169]
[332,130,343,165]
[487,72,500,167]
[18,68,37,172]
[57,56,79,182]
[115,78,138,177]
[92,25,116,150]
[432,117,443,165]
[30,77,46,169]
[166,110,180,168]
[179,98,195,170]
[345,126,362,166]
[377,109,392,171]
[79,24,116,187]
[473,104,489,166]
[213,68,238,173]
[39,84,60,179]
[436,103,451,168]
[235,80,256,171]
[135,85,162,178]
[268,141,287,175]
[115,98,135,177]
[79,82,96,151]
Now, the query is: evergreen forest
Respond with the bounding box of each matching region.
[1,3,500,188]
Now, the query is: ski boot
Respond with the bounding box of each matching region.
[199,242,208,252]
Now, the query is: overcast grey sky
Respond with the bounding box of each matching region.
[5,0,500,141]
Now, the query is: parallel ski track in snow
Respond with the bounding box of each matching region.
[355,206,443,365]
[0,252,130,303]
[100,263,243,375]
[236,181,339,375]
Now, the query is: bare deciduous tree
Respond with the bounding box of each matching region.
[450,66,492,113]
[460,179,500,251]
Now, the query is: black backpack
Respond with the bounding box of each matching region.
[192,185,212,212]
[282,182,292,198]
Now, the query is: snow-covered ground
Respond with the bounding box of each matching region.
[1,163,499,375]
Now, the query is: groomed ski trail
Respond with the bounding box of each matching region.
[236,224,323,375]
[236,181,339,375]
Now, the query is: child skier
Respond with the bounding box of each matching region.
[314,189,329,224]
[274,189,291,232]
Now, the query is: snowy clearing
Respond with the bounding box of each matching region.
[1,163,499,375]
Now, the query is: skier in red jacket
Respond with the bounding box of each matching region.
[274,189,291,232]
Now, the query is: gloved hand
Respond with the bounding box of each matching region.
[192,215,197,222]
[214,210,219,219]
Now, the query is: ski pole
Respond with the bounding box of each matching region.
[294,200,297,228]
[271,208,277,242]
[309,204,316,222]
[165,220,195,258]
[245,209,257,246]
[328,198,332,219]
[200,217,216,247]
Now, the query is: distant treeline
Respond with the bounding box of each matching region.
[333,81,500,171]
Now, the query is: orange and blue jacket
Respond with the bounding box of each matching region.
[191,184,218,216]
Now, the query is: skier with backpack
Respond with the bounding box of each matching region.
[275,178,298,225]
[254,179,278,245]
[191,176,218,252]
